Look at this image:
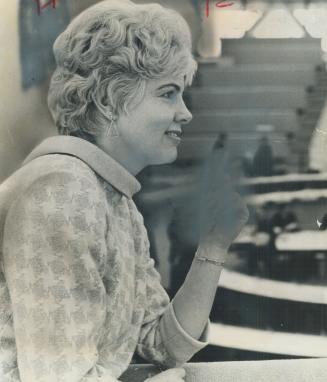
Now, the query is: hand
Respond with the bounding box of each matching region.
[144,367,186,382]
[198,149,249,251]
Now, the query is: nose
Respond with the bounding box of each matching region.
[175,97,193,125]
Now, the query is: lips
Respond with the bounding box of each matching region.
[165,129,182,139]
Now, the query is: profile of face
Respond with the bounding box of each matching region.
[49,0,196,174]
[114,74,193,171]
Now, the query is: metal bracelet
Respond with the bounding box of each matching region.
[195,256,226,267]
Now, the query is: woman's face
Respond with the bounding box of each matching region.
[115,74,192,172]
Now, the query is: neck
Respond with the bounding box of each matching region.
[95,136,145,176]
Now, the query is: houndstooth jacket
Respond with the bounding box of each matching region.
[0,136,208,382]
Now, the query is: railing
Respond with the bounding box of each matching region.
[121,359,327,382]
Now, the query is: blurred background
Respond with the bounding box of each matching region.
[2,0,327,363]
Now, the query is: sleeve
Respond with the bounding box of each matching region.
[2,171,122,382]
[136,246,209,368]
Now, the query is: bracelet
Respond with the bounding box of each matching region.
[195,256,226,267]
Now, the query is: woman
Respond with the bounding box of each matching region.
[0,1,248,381]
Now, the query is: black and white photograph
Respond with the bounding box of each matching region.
[1,0,327,381]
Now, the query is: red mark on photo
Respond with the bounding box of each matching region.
[35,0,57,15]
[206,0,234,17]
[216,1,234,8]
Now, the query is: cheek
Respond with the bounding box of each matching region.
[127,101,174,136]
[148,111,174,133]
[148,100,174,123]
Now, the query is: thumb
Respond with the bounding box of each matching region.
[164,367,186,378]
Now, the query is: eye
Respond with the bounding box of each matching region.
[161,89,177,99]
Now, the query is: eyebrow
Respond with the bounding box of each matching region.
[157,83,181,92]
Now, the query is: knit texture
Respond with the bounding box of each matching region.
[0,137,208,382]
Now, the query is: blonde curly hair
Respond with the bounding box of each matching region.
[48,0,197,142]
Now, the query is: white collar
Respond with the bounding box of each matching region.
[23,136,141,198]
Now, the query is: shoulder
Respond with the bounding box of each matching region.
[4,156,109,243]
[24,154,101,191]
[13,154,107,215]
[27,154,99,181]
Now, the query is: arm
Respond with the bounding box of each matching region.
[172,152,249,340]
[135,220,209,368]
[172,244,226,340]
[2,171,121,382]
[136,150,248,366]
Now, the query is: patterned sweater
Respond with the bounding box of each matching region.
[0,136,208,382]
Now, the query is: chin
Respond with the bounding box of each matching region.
[151,149,178,166]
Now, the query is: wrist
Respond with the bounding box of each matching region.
[199,233,231,253]
[196,242,228,262]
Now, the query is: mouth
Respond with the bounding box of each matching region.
[165,129,182,142]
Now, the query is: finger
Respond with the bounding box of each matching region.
[204,187,234,213]
[209,146,228,172]
[156,367,185,379]
[200,151,227,190]
[207,180,237,205]
[171,367,186,378]
[240,203,250,223]
[201,195,243,228]
[203,166,230,194]
[221,202,249,227]
[213,198,249,230]
[208,191,244,216]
